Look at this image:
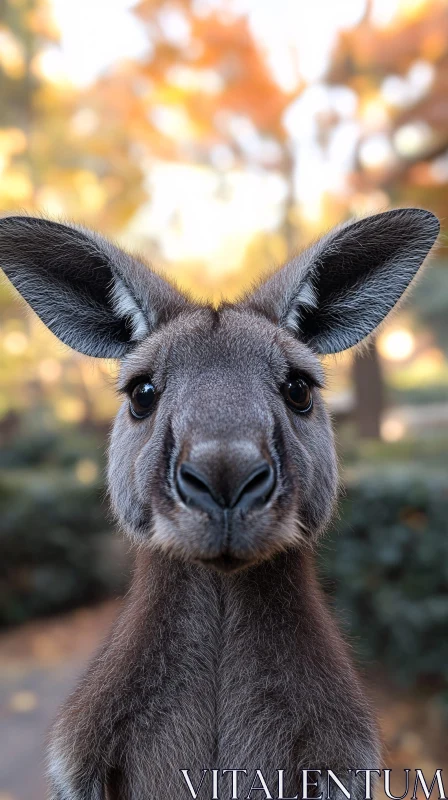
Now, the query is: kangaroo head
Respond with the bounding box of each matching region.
[0,210,438,571]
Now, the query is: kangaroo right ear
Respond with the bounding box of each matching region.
[0,216,190,358]
[243,208,439,354]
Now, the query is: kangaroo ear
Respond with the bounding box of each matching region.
[244,208,439,354]
[0,216,190,358]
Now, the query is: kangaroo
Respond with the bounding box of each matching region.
[0,209,439,800]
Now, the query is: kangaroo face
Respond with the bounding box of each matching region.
[0,210,439,571]
[108,307,337,570]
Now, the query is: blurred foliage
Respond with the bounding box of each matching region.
[132,0,293,156]
[325,0,448,217]
[0,0,145,230]
[0,426,128,626]
[411,260,448,350]
[339,423,448,467]
[321,464,448,702]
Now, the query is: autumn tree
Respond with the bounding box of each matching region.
[0,0,146,230]
[86,0,302,294]
[319,0,448,437]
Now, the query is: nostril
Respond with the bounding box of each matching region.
[231,462,276,511]
[176,463,221,512]
[179,465,209,496]
[176,459,275,514]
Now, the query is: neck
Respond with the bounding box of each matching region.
[116,546,363,778]
[124,546,344,665]
[61,543,377,799]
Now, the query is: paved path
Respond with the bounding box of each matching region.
[0,603,118,800]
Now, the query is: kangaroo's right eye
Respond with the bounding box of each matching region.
[129,381,156,419]
[282,375,313,414]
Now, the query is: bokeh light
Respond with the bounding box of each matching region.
[378,329,416,361]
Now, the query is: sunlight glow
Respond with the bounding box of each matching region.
[38,359,62,383]
[381,417,406,442]
[128,163,286,271]
[378,329,416,361]
[3,331,28,355]
[56,397,86,423]
[372,0,399,26]
[237,0,366,88]
[399,0,430,22]
[372,0,430,28]
[393,122,434,158]
[362,97,389,130]
[51,0,147,86]
[75,459,99,485]
[0,28,24,78]
[359,134,395,169]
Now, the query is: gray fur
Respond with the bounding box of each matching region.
[0,210,439,800]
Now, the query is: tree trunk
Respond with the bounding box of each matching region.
[352,344,384,439]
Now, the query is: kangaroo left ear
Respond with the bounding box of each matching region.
[243,208,439,354]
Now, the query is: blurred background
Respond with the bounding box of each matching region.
[0,0,447,797]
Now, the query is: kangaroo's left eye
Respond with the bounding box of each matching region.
[282,376,313,413]
[129,381,156,419]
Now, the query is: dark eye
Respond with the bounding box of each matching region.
[282,376,313,413]
[129,381,156,419]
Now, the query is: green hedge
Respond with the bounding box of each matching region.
[320,466,448,700]
[0,468,126,625]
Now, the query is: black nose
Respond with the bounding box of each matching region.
[176,460,275,514]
